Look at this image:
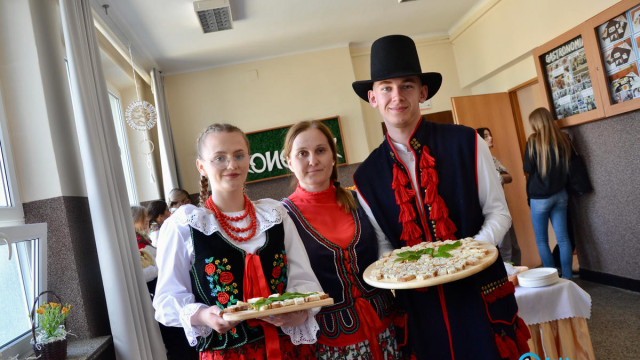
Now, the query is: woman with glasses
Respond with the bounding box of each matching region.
[153,123,322,359]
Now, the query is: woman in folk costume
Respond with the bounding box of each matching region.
[352,35,530,360]
[281,121,399,360]
[153,123,322,360]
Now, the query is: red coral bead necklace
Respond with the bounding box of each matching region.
[205,194,257,242]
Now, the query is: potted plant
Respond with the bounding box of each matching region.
[30,291,72,360]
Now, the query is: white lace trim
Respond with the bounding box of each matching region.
[281,312,320,345]
[180,303,212,346]
[170,200,285,236]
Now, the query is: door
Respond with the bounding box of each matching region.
[451,93,538,268]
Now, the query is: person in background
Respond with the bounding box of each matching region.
[351,34,529,359]
[147,200,171,247]
[476,127,521,265]
[168,188,192,214]
[132,205,199,360]
[281,120,399,360]
[524,107,573,280]
[131,205,158,293]
[153,123,322,359]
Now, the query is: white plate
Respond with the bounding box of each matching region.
[517,268,559,288]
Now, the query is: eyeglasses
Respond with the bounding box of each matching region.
[210,152,250,170]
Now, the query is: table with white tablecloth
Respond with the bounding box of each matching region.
[515,278,596,360]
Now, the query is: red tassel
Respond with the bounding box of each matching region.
[392,164,410,187]
[398,202,417,223]
[502,335,520,360]
[442,217,457,239]
[429,195,445,221]
[435,219,449,240]
[395,186,416,204]
[404,221,423,245]
[515,317,531,353]
[424,182,436,204]
[400,220,422,243]
[420,146,436,168]
[494,333,510,359]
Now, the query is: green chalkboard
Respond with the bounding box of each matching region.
[246,116,347,183]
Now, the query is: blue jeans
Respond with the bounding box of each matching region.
[530,189,573,279]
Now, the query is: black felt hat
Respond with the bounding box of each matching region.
[352,35,442,103]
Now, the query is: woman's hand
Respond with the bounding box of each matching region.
[193,305,240,333]
[257,310,308,327]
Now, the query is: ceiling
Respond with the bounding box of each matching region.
[91,0,485,77]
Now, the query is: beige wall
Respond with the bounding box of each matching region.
[452,0,619,93]
[164,47,365,195]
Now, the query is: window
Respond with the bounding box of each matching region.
[108,91,138,205]
[0,85,24,226]
[0,223,47,358]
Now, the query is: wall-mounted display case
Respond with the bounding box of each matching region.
[533,0,640,127]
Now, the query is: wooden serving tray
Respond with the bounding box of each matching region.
[363,242,498,290]
[222,298,334,321]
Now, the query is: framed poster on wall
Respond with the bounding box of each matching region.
[533,0,640,126]
[593,3,640,107]
[540,36,597,119]
[245,116,347,183]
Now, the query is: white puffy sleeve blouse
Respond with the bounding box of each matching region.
[152,200,322,346]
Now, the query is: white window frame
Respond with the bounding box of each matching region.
[108,90,138,205]
[0,84,24,226]
[0,223,47,358]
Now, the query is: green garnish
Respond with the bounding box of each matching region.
[250,292,315,310]
[394,241,461,262]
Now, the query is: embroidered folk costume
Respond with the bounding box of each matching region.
[153,200,322,360]
[351,34,529,360]
[283,185,399,360]
[354,119,530,360]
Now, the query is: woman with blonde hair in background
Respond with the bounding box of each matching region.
[153,123,322,359]
[282,120,399,360]
[524,107,573,279]
[167,188,192,213]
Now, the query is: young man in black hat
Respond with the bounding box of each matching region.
[353,35,530,360]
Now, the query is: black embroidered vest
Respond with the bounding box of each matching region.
[282,194,394,340]
[189,224,287,351]
[354,119,483,247]
[354,119,524,359]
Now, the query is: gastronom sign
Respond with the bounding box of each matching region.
[245,116,347,183]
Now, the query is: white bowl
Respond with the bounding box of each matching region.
[517,268,559,287]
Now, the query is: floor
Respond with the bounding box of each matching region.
[575,279,640,360]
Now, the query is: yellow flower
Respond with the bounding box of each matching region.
[36,308,45,315]
[50,303,60,308]
[62,307,69,314]
[223,258,228,263]
[233,289,238,294]
[225,265,230,270]
[273,261,277,266]
[232,283,237,287]
[215,259,220,264]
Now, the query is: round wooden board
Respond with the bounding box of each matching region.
[222,298,334,321]
[363,242,499,289]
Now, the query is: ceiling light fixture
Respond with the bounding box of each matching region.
[193,0,233,33]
